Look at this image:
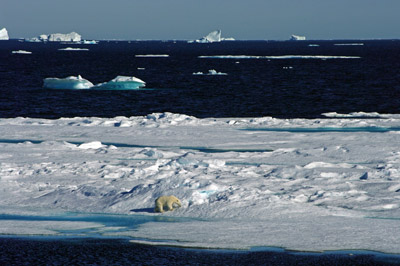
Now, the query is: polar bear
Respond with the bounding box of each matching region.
[154,195,182,213]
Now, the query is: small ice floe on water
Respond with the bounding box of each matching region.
[43,75,94,90]
[334,43,364,46]
[135,54,169,58]
[282,66,293,69]
[308,44,320,47]
[193,69,227,75]
[93,76,146,90]
[137,67,145,70]
[43,75,145,90]
[199,55,360,59]
[58,47,89,51]
[12,50,32,54]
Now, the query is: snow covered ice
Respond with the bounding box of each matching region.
[0,28,9,40]
[0,112,400,253]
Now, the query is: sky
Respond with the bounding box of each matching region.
[1,0,399,40]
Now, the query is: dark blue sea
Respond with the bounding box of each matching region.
[1,39,400,119]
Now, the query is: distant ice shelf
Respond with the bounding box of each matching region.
[27,32,82,42]
[43,75,145,90]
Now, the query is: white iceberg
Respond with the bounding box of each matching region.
[27,32,81,43]
[0,27,9,40]
[43,75,94,90]
[290,34,306,41]
[93,76,146,90]
[12,50,32,54]
[189,30,234,43]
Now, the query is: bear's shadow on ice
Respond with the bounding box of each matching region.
[130,208,154,213]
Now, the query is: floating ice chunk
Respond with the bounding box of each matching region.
[199,55,360,59]
[308,44,320,47]
[193,69,227,75]
[334,43,364,46]
[12,50,32,54]
[58,47,89,51]
[135,54,169,58]
[93,76,145,90]
[290,34,306,41]
[0,28,9,40]
[82,40,98,44]
[43,75,94,90]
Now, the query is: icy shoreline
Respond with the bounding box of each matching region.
[0,112,399,253]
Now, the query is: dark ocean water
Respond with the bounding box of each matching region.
[1,39,400,119]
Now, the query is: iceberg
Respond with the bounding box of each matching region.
[0,28,9,40]
[43,75,94,90]
[27,32,81,43]
[290,34,306,41]
[189,30,235,43]
[93,76,146,90]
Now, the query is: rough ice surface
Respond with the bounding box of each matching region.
[0,112,400,253]
[290,34,306,41]
[189,30,235,43]
[27,32,81,42]
[93,76,146,90]
[193,69,227,75]
[12,50,32,54]
[43,75,94,90]
[199,55,360,59]
[0,28,9,40]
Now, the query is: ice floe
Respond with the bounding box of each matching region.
[0,112,400,253]
[58,47,89,51]
[135,54,169,58]
[12,50,32,54]
[192,69,227,75]
[199,55,361,59]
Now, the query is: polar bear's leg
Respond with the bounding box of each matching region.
[166,202,175,211]
[155,201,164,213]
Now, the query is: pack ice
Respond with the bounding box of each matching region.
[43,75,145,90]
[0,112,400,253]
